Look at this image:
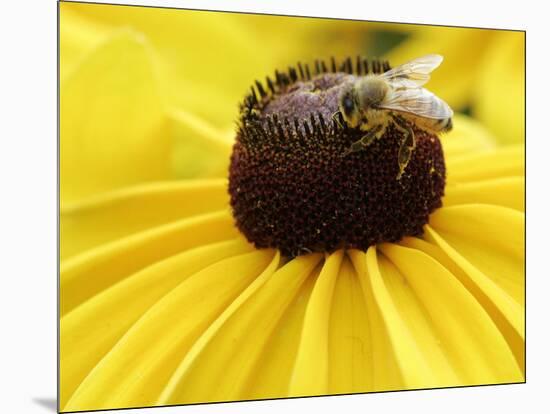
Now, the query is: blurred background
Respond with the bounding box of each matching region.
[60,2,525,204]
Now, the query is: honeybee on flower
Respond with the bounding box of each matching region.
[334,54,453,178]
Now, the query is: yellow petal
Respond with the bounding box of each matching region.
[446,145,524,183]
[444,176,524,211]
[385,27,494,109]
[440,114,496,160]
[240,261,319,400]
[60,238,253,406]
[60,29,170,203]
[473,31,525,145]
[155,250,282,404]
[428,204,524,284]
[420,228,525,374]
[380,243,522,384]
[59,6,110,79]
[60,210,238,315]
[159,253,322,405]
[63,249,276,412]
[350,248,444,389]
[61,3,367,128]
[61,179,228,259]
[289,250,343,396]
[424,204,525,371]
[168,109,232,179]
[328,255,378,393]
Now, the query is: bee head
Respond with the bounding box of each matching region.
[338,83,361,128]
[356,76,389,109]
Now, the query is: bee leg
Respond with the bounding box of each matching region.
[331,110,343,129]
[396,134,415,180]
[342,125,383,157]
[392,116,416,180]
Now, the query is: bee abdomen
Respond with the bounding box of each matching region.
[445,117,453,131]
[416,117,453,133]
[437,117,453,132]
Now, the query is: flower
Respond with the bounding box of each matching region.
[229,60,448,255]
[59,3,525,413]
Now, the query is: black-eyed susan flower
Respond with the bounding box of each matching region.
[59,4,525,413]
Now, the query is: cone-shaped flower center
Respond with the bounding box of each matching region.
[229,57,446,256]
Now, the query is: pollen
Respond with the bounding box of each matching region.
[228,57,446,257]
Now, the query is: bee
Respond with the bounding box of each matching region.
[333,54,453,179]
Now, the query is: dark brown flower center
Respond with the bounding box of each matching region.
[229,57,446,257]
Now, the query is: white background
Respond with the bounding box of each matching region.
[0,0,547,413]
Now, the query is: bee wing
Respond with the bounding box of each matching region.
[379,87,453,119]
[381,54,443,88]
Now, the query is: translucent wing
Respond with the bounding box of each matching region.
[380,87,453,119]
[381,54,443,88]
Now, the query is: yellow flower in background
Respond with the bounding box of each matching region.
[385,26,525,145]
[60,2,375,203]
[59,3,525,413]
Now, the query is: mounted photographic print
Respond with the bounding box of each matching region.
[59,1,525,412]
